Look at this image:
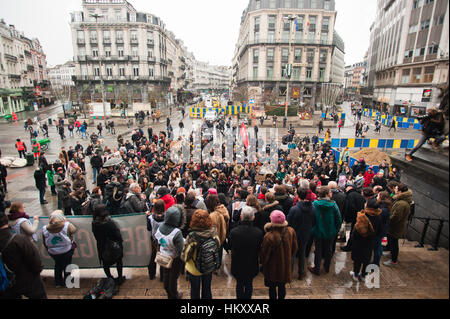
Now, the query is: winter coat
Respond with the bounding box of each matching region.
[287,201,316,244]
[90,155,103,169]
[259,222,298,285]
[274,193,294,216]
[388,190,412,239]
[34,168,46,189]
[343,188,365,224]
[0,229,44,296]
[122,192,147,214]
[351,208,383,264]
[160,193,176,211]
[92,217,123,264]
[255,201,283,233]
[363,171,375,187]
[331,189,346,218]
[46,170,55,187]
[229,221,264,281]
[210,204,229,245]
[379,204,390,237]
[312,199,342,240]
[58,187,72,209]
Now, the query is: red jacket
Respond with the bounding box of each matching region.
[363,171,375,187]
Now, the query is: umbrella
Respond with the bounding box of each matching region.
[103,157,124,168]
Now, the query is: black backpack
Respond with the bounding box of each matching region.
[193,234,220,274]
[83,278,117,299]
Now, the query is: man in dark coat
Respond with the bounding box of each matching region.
[0,212,47,299]
[287,188,316,279]
[121,183,148,214]
[341,184,366,252]
[228,206,263,299]
[274,185,293,217]
[34,167,47,205]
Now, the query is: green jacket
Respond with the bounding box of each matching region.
[46,170,55,186]
[312,199,342,240]
[388,190,412,239]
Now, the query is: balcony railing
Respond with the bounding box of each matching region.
[147,39,154,46]
[27,64,35,71]
[8,74,21,80]
[130,38,138,45]
[90,38,98,44]
[130,55,140,62]
[103,38,111,44]
[147,56,156,62]
[77,38,85,45]
[4,53,18,62]
[116,38,124,44]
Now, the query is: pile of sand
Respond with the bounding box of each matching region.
[351,148,391,165]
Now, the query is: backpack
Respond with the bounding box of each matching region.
[83,278,117,299]
[193,234,220,274]
[0,235,16,293]
[355,211,375,237]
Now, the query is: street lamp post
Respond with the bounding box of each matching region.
[90,14,108,128]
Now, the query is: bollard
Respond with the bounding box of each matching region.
[415,218,430,248]
[429,219,445,251]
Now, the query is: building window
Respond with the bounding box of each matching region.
[149,68,154,77]
[307,48,314,63]
[319,67,325,81]
[253,66,258,78]
[319,49,327,63]
[423,66,434,82]
[115,9,121,21]
[90,30,97,40]
[266,66,274,79]
[420,19,430,30]
[103,30,110,41]
[268,15,276,31]
[106,66,113,76]
[309,16,316,32]
[132,47,138,57]
[294,48,302,61]
[81,65,87,76]
[255,0,261,9]
[253,49,259,63]
[306,67,312,80]
[322,17,330,33]
[77,31,84,40]
[268,31,275,43]
[293,67,300,80]
[118,47,124,57]
[133,66,139,76]
[282,48,289,62]
[409,24,418,33]
[254,31,260,42]
[435,14,445,25]
[324,0,331,10]
[413,0,421,9]
[269,0,277,9]
[119,67,125,76]
[148,50,153,58]
[401,69,411,83]
[424,0,434,5]
[94,67,100,76]
[428,44,438,55]
[267,48,274,62]
[116,30,123,40]
[92,49,98,57]
[105,49,111,57]
[131,30,138,40]
[254,16,260,32]
[321,32,329,43]
[412,68,422,83]
[311,0,319,9]
[404,50,413,58]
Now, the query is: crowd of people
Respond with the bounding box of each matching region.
[0,111,414,300]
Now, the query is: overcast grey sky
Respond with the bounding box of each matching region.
[0,0,376,67]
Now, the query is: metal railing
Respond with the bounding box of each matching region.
[408,202,448,251]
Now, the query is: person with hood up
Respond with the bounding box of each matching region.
[228,206,263,299]
[308,186,342,276]
[121,183,148,214]
[146,200,166,281]
[363,167,375,188]
[156,186,176,211]
[42,210,77,288]
[350,199,382,281]
[383,183,412,266]
[92,204,125,285]
[182,209,220,299]
[259,210,298,299]
[8,202,39,242]
[287,188,316,280]
[155,205,186,299]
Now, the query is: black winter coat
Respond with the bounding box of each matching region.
[351,209,383,264]
[92,218,123,264]
[255,201,283,233]
[34,169,46,189]
[287,201,316,243]
[274,194,294,217]
[331,189,346,218]
[344,189,365,223]
[229,221,263,281]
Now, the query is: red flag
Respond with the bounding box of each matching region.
[240,122,249,149]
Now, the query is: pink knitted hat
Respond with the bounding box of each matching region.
[270,210,286,224]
